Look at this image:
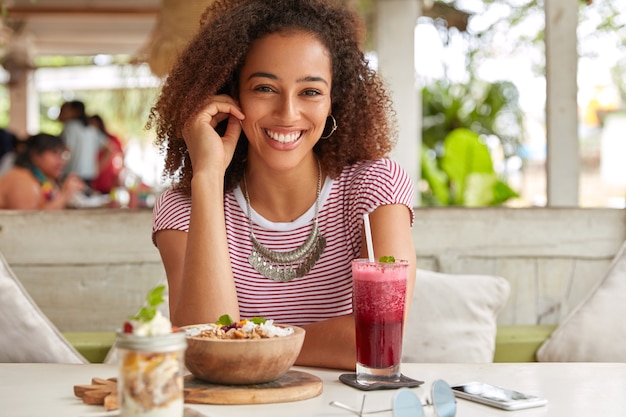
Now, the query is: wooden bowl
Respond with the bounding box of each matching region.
[181,324,305,385]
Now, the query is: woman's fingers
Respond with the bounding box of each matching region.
[181,96,245,173]
[221,114,244,154]
[183,96,245,138]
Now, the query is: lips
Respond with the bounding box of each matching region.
[264,129,303,144]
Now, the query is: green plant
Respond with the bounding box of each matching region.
[421,79,522,206]
[422,129,518,206]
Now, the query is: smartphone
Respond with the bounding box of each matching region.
[451,381,548,411]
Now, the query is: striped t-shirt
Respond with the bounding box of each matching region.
[152,158,414,326]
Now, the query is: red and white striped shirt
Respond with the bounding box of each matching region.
[152,158,414,326]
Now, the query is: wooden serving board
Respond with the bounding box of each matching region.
[184,370,323,405]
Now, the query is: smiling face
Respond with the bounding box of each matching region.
[238,31,332,171]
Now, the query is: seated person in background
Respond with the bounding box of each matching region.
[0,127,18,159]
[0,128,21,176]
[89,115,125,194]
[0,133,85,209]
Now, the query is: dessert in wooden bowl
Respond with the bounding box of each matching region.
[181,319,305,385]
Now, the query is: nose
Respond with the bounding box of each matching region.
[274,93,299,123]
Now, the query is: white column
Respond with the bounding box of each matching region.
[8,68,39,138]
[375,0,421,207]
[545,0,579,206]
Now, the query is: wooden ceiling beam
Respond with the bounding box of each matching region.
[5,6,159,17]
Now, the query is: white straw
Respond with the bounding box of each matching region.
[363,213,375,262]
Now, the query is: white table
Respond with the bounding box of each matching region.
[1,362,625,417]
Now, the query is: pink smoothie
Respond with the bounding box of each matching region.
[352,261,407,369]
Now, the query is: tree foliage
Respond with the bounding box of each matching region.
[416,0,626,206]
[421,80,521,206]
[432,0,626,92]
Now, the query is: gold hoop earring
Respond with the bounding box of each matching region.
[320,114,337,139]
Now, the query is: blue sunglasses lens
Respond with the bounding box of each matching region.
[393,389,424,417]
[431,380,456,417]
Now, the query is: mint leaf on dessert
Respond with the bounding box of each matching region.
[146,285,166,307]
[132,306,157,322]
[379,256,396,263]
[216,314,234,326]
[249,317,266,324]
[129,285,166,322]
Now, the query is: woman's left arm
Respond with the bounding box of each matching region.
[294,203,416,370]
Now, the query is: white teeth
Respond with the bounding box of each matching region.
[265,129,301,144]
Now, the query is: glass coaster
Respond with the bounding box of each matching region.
[339,373,424,391]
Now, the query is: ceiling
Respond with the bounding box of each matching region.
[1,0,470,60]
[2,0,160,57]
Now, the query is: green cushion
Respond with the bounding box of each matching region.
[62,332,115,363]
[494,325,557,362]
[63,325,557,364]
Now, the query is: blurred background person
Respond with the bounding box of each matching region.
[58,100,105,187]
[89,114,125,195]
[0,133,85,209]
[0,127,21,176]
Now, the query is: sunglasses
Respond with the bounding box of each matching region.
[330,380,456,417]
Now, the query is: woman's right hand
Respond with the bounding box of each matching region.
[42,173,85,209]
[60,174,86,198]
[182,95,245,176]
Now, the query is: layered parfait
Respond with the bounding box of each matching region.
[117,285,186,417]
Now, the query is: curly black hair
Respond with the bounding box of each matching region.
[148,0,396,196]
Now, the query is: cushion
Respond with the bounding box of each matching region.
[0,251,87,363]
[62,332,116,363]
[537,240,626,362]
[402,269,510,363]
[494,325,557,363]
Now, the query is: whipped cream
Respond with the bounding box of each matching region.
[129,310,173,336]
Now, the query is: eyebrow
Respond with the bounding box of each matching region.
[247,72,329,86]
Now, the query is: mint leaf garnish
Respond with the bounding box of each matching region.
[129,285,166,322]
[133,306,157,322]
[249,317,266,324]
[378,256,396,263]
[216,314,234,326]
[146,285,166,307]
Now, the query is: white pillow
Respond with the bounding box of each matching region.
[402,269,510,363]
[0,251,87,363]
[537,240,626,362]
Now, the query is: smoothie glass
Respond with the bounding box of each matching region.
[351,258,408,385]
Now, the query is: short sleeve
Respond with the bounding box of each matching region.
[350,158,415,226]
[151,189,192,246]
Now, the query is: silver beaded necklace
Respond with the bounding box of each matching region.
[243,159,326,282]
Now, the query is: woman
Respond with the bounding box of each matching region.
[89,115,125,194]
[0,133,85,209]
[150,0,416,370]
